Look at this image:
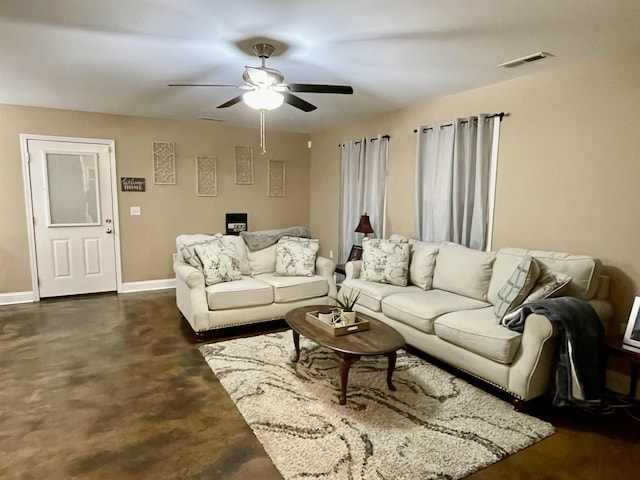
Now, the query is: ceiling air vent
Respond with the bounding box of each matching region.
[498,52,551,68]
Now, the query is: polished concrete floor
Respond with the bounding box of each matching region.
[0,289,638,479]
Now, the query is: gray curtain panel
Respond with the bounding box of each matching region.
[415,115,499,250]
[339,135,388,262]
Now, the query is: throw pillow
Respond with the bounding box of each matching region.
[360,238,410,286]
[432,243,496,301]
[408,240,439,290]
[523,267,572,303]
[180,233,223,270]
[247,244,278,275]
[494,257,540,320]
[275,236,320,276]
[194,239,242,286]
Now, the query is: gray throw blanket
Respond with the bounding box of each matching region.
[240,226,309,251]
[502,297,604,408]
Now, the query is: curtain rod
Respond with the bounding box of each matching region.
[412,112,507,133]
[338,134,390,147]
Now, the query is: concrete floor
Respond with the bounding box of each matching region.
[0,289,638,479]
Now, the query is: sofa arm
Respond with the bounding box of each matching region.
[174,261,205,289]
[508,313,559,400]
[316,256,338,300]
[316,256,335,278]
[345,260,362,279]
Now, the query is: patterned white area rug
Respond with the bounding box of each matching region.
[200,332,554,480]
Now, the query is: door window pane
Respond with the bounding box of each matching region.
[46,153,100,225]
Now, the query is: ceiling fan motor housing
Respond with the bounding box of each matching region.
[253,43,276,59]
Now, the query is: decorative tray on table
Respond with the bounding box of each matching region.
[305,309,370,336]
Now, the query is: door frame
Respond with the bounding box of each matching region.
[20,134,123,301]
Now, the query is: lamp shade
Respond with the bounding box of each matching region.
[242,89,284,110]
[354,213,374,234]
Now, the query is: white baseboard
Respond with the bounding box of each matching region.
[0,281,175,304]
[120,278,176,293]
[0,291,36,305]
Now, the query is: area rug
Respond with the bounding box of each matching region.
[200,332,554,480]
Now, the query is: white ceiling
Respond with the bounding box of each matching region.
[2,0,640,133]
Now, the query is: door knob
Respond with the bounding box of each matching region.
[106,228,113,234]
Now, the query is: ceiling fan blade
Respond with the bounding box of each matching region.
[283,92,317,112]
[287,83,353,94]
[217,95,244,109]
[168,83,240,87]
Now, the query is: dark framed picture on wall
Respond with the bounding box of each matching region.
[348,245,363,262]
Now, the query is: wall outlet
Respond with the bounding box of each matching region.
[130,206,141,216]
[329,250,334,259]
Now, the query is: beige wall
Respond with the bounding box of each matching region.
[310,50,640,332]
[0,105,310,292]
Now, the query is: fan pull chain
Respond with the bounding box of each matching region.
[259,109,267,154]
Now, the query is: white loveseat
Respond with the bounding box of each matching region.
[174,230,336,336]
[339,237,613,404]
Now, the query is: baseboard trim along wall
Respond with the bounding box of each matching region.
[0,280,176,305]
[120,278,176,293]
[0,291,36,305]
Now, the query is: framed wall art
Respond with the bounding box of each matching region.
[234,145,254,184]
[152,141,176,184]
[196,156,217,196]
[268,159,285,197]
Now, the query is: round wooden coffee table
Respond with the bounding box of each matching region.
[285,305,406,405]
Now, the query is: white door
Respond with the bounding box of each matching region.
[27,140,117,297]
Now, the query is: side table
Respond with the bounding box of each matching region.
[605,335,640,399]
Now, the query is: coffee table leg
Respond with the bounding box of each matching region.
[338,353,360,405]
[291,330,300,362]
[386,351,397,391]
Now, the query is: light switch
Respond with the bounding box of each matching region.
[130,206,141,216]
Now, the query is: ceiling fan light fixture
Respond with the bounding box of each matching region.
[242,89,284,110]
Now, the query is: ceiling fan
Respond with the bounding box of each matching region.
[169,43,354,114]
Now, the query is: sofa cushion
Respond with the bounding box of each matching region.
[381,290,490,334]
[178,233,222,268]
[361,237,410,286]
[205,276,273,310]
[524,266,572,303]
[408,240,439,290]
[493,257,540,320]
[340,279,422,312]
[432,244,495,301]
[435,308,523,364]
[487,248,530,305]
[195,239,243,285]
[528,249,601,300]
[222,235,251,275]
[275,236,319,277]
[248,244,278,275]
[254,273,329,303]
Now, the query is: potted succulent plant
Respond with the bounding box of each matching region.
[330,290,360,325]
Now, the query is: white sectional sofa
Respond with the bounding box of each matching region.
[174,230,336,337]
[339,236,613,404]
